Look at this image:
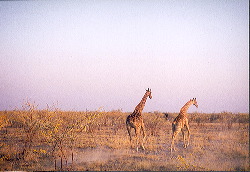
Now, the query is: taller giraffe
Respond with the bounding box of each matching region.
[170,98,198,153]
[126,88,152,151]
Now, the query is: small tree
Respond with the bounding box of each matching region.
[0,111,9,134]
[40,107,104,170]
[11,101,44,161]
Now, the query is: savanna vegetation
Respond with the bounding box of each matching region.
[0,101,249,171]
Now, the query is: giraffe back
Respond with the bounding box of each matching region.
[126,111,144,128]
[173,113,188,128]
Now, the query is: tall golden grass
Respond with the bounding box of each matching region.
[0,102,249,171]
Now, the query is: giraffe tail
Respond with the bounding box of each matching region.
[172,123,175,132]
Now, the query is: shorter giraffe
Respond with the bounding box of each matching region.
[170,98,198,153]
[126,88,152,151]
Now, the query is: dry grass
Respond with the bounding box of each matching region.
[0,104,249,171]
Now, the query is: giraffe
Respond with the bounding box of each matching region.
[170,98,198,153]
[126,88,152,151]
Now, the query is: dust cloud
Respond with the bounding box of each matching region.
[71,147,130,164]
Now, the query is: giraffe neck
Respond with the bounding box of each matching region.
[180,100,193,115]
[134,92,148,114]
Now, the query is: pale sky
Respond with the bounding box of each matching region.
[0,0,249,113]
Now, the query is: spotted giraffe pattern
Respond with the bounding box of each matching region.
[126,88,152,151]
[171,98,198,153]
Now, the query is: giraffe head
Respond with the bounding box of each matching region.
[146,88,152,99]
[191,98,198,108]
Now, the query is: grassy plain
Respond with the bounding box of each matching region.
[0,103,249,171]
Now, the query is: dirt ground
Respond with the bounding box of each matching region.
[60,123,249,171]
[0,111,249,171]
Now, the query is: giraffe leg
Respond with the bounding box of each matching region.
[170,124,176,153]
[135,127,140,152]
[126,124,133,148]
[181,128,187,148]
[171,124,181,153]
[186,124,191,147]
[140,124,146,150]
[170,133,177,153]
